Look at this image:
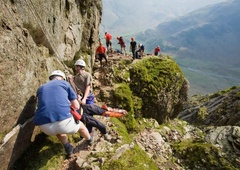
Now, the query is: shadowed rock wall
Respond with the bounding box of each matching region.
[0,0,102,169]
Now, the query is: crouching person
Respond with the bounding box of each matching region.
[33,70,93,158]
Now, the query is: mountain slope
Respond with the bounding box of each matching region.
[138,0,240,66]
[100,0,228,36]
[135,0,240,95]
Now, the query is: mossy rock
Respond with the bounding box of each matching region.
[112,83,137,131]
[129,56,187,123]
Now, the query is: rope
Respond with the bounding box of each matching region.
[24,0,69,71]
[24,0,62,58]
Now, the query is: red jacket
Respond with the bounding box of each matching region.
[105,33,112,41]
[96,46,106,54]
[154,46,161,53]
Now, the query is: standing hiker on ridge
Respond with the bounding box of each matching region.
[105,32,112,52]
[96,42,108,67]
[116,36,127,56]
[154,46,161,56]
[136,43,144,58]
[130,37,137,59]
[33,70,93,158]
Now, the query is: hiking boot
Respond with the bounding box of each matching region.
[104,133,111,141]
[87,135,94,146]
[64,143,74,158]
[79,136,83,142]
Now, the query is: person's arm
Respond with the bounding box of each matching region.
[70,99,80,110]
[81,85,91,105]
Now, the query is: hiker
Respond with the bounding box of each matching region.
[33,70,93,158]
[130,37,137,59]
[74,59,94,105]
[105,32,112,52]
[96,42,108,67]
[136,43,144,58]
[116,36,126,56]
[73,59,110,140]
[154,46,161,56]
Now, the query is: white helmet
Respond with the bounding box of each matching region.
[75,59,86,67]
[49,70,66,80]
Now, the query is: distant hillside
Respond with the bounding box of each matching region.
[135,0,240,95]
[137,0,240,66]
[100,0,228,36]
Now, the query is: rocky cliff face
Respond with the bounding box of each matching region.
[0,0,101,169]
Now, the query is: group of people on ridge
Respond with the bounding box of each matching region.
[105,32,146,59]
[95,32,161,64]
[34,59,126,158]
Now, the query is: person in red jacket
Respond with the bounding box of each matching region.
[105,32,112,52]
[96,42,108,67]
[154,46,161,56]
[116,36,126,55]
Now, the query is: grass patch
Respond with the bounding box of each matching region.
[102,145,159,170]
[173,140,237,169]
[11,133,65,170]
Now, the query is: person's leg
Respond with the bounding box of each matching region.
[109,41,112,51]
[106,41,109,50]
[99,54,103,66]
[85,114,107,134]
[56,134,73,158]
[136,51,139,59]
[57,134,68,145]
[104,54,108,65]
[78,121,91,140]
[78,121,94,145]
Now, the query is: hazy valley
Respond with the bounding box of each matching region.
[101,0,240,96]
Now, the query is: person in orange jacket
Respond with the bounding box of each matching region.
[105,32,112,51]
[96,42,108,67]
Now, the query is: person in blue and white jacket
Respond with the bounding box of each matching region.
[34,70,93,158]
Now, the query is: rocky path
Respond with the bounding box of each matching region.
[61,52,131,169]
[60,52,158,169]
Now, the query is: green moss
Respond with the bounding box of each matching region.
[113,83,133,110]
[11,133,64,170]
[209,87,235,99]
[0,131,7,143]
[132,95,143,118]
[113,83,137,131]
[110,118,132,143]
[173,140,237,169]
[234,91,240,100]
[102,145,159,170]
[129,56,185,123]
[196,106,209,124]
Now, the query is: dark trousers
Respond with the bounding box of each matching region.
[81,114,107,134]
[131,49,136,59]
[81,104,107,134]
[98,53,108,66]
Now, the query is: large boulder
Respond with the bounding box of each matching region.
[129,56,189,123]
